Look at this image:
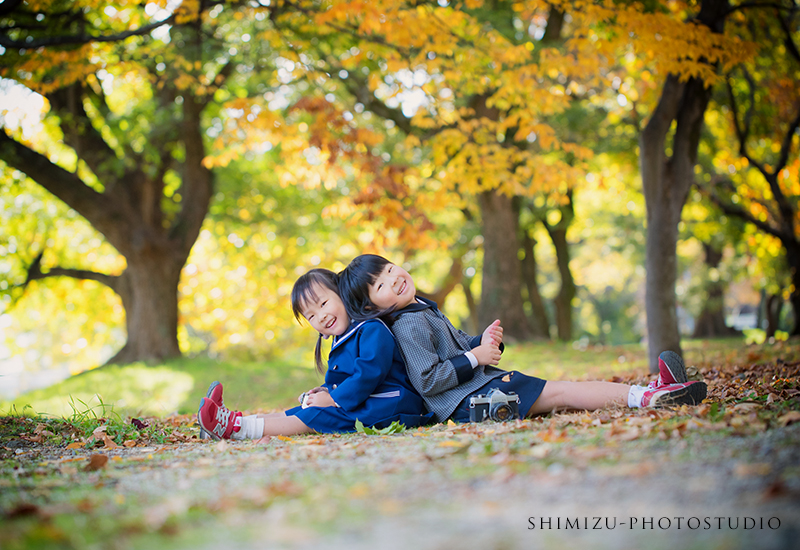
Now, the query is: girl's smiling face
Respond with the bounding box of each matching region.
[368,263,416,310]
[300,283,350,337]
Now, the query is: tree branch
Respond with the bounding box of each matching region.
[699,181,790,242]
[776,106,800,174]
[723,1,798,17]
[22,252,121,294]
[0,131,134,250]
[46,83,123,185]
[0,14,175,49]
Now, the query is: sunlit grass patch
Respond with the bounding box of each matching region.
[1,364,194,418]
[1,357,324,419]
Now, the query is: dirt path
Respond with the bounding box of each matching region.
[5,418,798,550]
[4,358,800,549]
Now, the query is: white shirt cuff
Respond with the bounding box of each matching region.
[465,351,479,368]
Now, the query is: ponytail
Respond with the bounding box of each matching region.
[313,333,325,374]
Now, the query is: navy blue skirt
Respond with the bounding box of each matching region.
[450,371,546,423]
[285,405,434,434]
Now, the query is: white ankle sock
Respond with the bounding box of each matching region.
[231,415,264,440]
[627,385,647,408]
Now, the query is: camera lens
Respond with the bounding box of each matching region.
[490,403,513,421]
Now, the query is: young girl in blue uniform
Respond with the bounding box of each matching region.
[197,268,432,440]
[339,254,707,424]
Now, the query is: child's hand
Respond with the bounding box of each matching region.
[298,386,329,404]
[471,342,502,366]
[481,319,503,347]
[305,391,338,408]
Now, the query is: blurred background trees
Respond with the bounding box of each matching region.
[0,0,797,387]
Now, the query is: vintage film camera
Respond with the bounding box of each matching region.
[469,388,520,422]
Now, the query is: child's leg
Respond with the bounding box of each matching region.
[527,378,707,415]
[233,412,313,439]
[199,398,315,440]
[527,381,630,415]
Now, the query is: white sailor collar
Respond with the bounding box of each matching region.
[331,320,367,351]
[330,319,391,352]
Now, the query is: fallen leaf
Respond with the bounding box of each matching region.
[66,442,85,450]
[92,425,108,438]
[84,454,109,472]
[778,411,800,427]
[131,418,149,430]
[733,462,771,477]
[5,503,41,518]
[763,479,789,499]
[123,440,137,448]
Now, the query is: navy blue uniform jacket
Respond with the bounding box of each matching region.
[287,319,432,432]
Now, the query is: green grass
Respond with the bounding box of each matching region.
[1,356,323,419]
[501,336,799,382]
[2,336,798,420]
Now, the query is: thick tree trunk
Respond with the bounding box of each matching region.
[640,77,711,371]
[108,251,184,364]
[478,190,532,341]
[640,0,727,372]
[692,243,738,338]
[0,64,212,365]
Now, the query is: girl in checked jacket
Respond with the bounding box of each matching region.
[339,254,707,424]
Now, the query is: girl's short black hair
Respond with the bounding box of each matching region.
[339,254,396,322]
[291,268,340,373]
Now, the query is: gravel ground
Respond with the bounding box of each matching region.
[42,423,795,550]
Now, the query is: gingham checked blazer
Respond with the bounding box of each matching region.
[389,296,507,422]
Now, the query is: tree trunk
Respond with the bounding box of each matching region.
[415,257,464,309]
[477,190,532,341]
[640,0,728,372]
[786,242,800,336]
[520,230,551,339]
[462,275,479,335]
[546,222,575,341]
[108,250,184,363]
[640,75,709,372]
[765,294,783,339]
[0,58,212,364]
[543,195,576,342]
[692,242,738,338]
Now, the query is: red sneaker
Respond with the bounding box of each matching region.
[641,381,707,407]
[197,397,242,440]
[200,381,226,439]
[207,381,224,407]
[648,350,689,389]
